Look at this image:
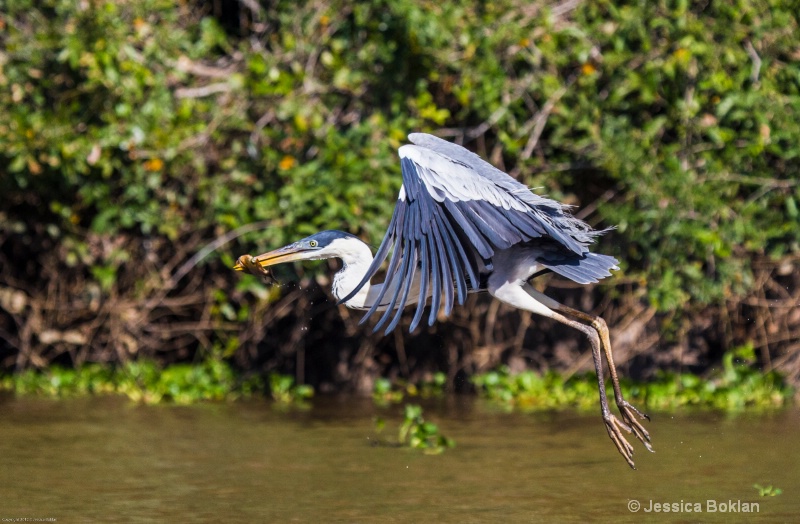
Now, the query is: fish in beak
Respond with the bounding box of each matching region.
[233,242,312,276]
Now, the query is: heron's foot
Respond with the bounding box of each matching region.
[604,412,636,469]
[618,399,654,453]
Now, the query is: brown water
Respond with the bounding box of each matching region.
[0,395,797,522]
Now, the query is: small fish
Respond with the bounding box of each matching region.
[235,254,278,284]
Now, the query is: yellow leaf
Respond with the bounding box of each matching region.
[279,156,296,170]
[673,48,689,62]
[144,158,164,171]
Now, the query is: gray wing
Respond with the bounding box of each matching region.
[339,133,608,334]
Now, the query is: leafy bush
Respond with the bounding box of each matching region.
[0,0,798,387]
[473,346,793,411]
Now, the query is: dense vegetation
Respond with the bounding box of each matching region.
[1,0,798,394]
[2,346,792,412]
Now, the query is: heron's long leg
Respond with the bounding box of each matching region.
[549,309,639,468]
[488,281,642,468]
[526,291,652,451]
[564,308,651,449]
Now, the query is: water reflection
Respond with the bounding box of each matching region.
[0,395,796,521]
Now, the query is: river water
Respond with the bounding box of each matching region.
[0,395,796,522]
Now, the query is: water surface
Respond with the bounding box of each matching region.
[0,395,796,522]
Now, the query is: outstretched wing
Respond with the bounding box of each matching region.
[340,133,606,334]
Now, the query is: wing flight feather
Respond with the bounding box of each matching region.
[340,133,610,333]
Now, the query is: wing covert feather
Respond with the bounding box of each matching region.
[340,133,611,333]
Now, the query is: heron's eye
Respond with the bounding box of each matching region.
[309,240,318,247]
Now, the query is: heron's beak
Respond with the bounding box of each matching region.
[233,243,309,272]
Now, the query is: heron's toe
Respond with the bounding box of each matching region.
[603,413,636,469]
[618,400,654,452]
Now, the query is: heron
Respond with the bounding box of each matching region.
[234,133,653,468]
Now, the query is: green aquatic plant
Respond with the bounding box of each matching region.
[372,372,447,405]
[0,360,263,404]
[374,404,455,454]
[472,368,601,412]
[417,372,448,398]
[398,404,455,454]
[268,373,314,405]
[372,378,405,405]
[473,346,793,412]
[629,345,793,411]
[753,484,783,497]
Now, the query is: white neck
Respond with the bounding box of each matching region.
[324,236,421,311]
[325,237,381,310]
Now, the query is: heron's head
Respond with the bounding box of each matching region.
[233,230,363,272]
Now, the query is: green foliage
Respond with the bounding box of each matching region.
[473,347,793,412]
[398,404,453,453]
[629,345,793,411]
[372,372,447,405]
[268,373,314,405]
[393,404,455,454]
[753,484,783,497]
[2,0,210,242]
[3,0,797,302]
[473,368,606,411]
[2,0,799,378]
[571,1,800,310]
[372,378,405,404]
[0,360,262,404]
